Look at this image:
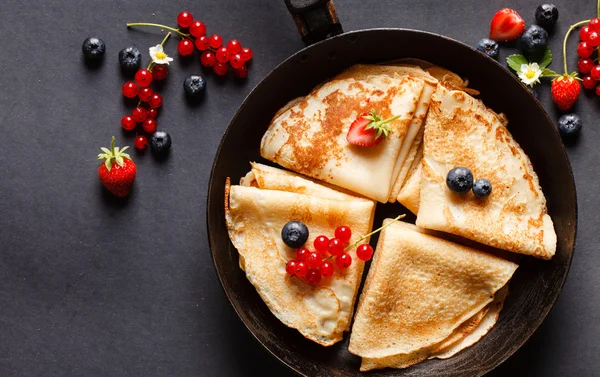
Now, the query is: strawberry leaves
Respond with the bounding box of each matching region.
[361,109,399,139]
[98,136,132,171]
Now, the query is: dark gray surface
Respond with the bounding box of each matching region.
[0,0,596,376]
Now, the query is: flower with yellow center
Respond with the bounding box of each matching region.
[518,63,542,87]
[149,44,173,65]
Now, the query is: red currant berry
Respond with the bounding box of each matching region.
[583,75,597,89]
[152,64,169,80]
[577,42,594,58]
[213,62,229,76]
[306,269,322,285]
[149,93,163,109]
[334,226,352,243]
[233,65,248,79]
[306,252,321,269]
[590,18,600,31]
[216,47,230,63]
[579,58,595,74]
[190,20,206,37]
[589,31,600,47]
[122,81,139,98]
[138,87,153,102]
[135,69,152,87]
[134,135,148,150]
[285,260,298,275]
[319,261,334,278]
[356,244,374,261]
[314,235,329,252]
[295,247,310,262]
[209,34,223,49]
[142,119,157,133]
[121,115,136,131]
[195,35,210,51]
[328,238,344,256]
[177,11,194,28]
[591,65,600,80]
[147,108,158,119]
[132,107,147,122]
[227,40,242,54]
[581,26,592,41]
[336,253,352,269]
[178,39,195,56]
[595,85,600,96]
[200,51,216,67]
[294,261,308,277]
[230,53,245,69]
[241,47,253,62]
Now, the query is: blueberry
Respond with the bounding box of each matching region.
[151,131,172,154]
[82,37,106,60]
[558,113,582,139]
[183,75,207,97]
[476,38,499,59]
[519,25,549,56]
[473,179,493,198]
[446,167,474,193]
[281,221,309,248]
[535,4,559,30]
[118,46,142,72]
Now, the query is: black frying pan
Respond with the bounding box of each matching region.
[207,1,577,376]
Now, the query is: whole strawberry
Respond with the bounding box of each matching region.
[97,136,136,197]
[489,8,525,42]
[551,74,581,111]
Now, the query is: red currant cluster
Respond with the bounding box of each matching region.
[174,11,252,78]
[285,225,375,285]
[121,65,168,150]
[577,18,600,94]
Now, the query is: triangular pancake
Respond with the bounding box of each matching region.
[260,65,428,203]
[416,84,556,259]
[348,221,517,371]
[225,166,376,346]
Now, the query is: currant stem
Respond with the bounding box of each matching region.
[563,20,591,74]
[344,214,406,251]
[127,22,189,38]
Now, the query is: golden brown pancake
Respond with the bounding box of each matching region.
[416,84,556,259]
[260,65,430,203]
[225,165,376,346]
[348,221,517,371]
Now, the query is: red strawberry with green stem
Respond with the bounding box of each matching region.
[547,20,586,111]
[346,109,399,147]
[98,136,136,197]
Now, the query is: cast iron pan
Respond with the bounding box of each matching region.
[207,2,577,376]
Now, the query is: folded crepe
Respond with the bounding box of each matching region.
[225,164,376,346]
[260,64,438,203]
[348,221,517,371]
[415,84,557,259]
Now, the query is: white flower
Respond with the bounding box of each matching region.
[518,63,542,86]
[149,44,173,65]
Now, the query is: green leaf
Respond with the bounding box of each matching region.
[100,147,111,155]
[541,68,559,77]
[120,146,129,153]
[104,159,112,171]
[538,48,552,69]
[506,54,528,72]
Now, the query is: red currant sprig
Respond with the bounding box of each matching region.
[284,214,406,285]
[127,11,253,79]
[120,32,171,148]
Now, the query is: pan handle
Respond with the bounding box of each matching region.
[283,0,343,45]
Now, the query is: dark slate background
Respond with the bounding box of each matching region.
[0,0,597,376]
